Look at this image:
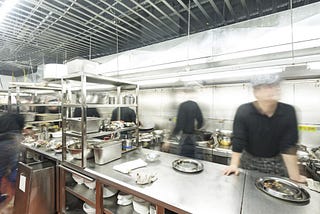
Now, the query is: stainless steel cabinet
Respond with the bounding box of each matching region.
[14,161,56,214]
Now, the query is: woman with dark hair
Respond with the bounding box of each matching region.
[0,113,25,209]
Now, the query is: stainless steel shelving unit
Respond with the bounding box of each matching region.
[8,82,62,115]
[8,82,63,214]
[60,72,140,168]
[59,72,140,214]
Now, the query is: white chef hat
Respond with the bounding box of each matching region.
[250,73,281,88]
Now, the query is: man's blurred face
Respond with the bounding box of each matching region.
[253,84,280,103]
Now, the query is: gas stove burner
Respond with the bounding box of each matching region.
[306,159,320,182]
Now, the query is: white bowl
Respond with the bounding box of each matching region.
[149,205,156,214]
[84,179,96,190]
[82,203,95,214]
[133,197,150,214]
[72,174,84,184]
[117,192,133,206]
[117,192,133,200]
[146,152,160,162]
[117,199,132,206]
[103,186,118,198]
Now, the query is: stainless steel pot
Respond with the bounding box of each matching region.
[108,96,116,104]
[123,94,135,104]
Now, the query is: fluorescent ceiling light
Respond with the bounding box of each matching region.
[308,62,320,70]
[0,0,19,24]
[138,77,178,86]
[136,67,282,86]
[181,67,282,82]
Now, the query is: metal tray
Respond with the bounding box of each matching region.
[255,177,310,203]
[172,159,204,173]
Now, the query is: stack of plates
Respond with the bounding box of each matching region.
[117,192,133,206]
[71,174,84,184]
[82,203,95,214]
[132,197,150,214]
[103,185,118,198]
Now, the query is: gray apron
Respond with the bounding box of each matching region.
[240,150,288,177]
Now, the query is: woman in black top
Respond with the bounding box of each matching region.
[224,73,306,183]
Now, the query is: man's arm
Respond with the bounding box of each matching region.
[224,152,241,176]
[282,153,306,183]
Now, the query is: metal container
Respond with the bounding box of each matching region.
[68,142,94,159]
[68,117,100,133]
[122,94,135,104]
[35,113,61,121]
[108,96,116,104]
[93,140,122,165]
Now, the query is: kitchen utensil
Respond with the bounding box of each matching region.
[172,159,204,173]
[255,177,310,203]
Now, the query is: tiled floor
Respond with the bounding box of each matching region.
[0,197,14,214]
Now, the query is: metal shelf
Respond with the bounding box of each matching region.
[19,103,61,107]
[103,195,134,214]
[9,83,62,91]
[65,185,95,208]
[65,127,136,139]
[62,73,138,87]
[63,103,138,108]
[25,119,62,124]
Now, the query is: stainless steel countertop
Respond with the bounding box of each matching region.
[23,145,320,214]
[242,171,320,214]
[86,148,244,214]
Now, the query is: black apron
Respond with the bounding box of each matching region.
[240,150,288,177]
[179,134,197,158]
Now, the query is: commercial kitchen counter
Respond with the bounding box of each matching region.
[242,171,320,214]
[86,148,243,213]
[22,145,320,214]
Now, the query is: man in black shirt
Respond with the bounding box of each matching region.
[224,73,306,183]
[111,107,136,123]
[172,100,204,158]
[73,108,100,118]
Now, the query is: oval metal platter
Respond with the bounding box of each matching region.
[172,159,204,173]
[255,177,310,203]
